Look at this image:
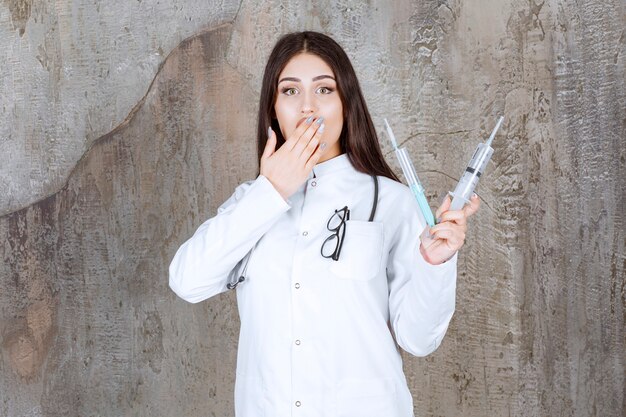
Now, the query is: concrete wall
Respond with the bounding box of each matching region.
[1,0,624,416]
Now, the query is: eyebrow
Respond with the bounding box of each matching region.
[278,75,336,84]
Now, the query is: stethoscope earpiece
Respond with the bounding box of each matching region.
[227,275,246,290]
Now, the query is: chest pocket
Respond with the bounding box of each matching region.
[329,220,384,281]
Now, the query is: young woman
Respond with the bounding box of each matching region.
[169,31,480,417]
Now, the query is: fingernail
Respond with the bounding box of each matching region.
[267,126,272,138]
[306,116,314,124]
[318,123,325,133]
[315,116,325,125]
[472,193,478,198]
[320,142,327,149]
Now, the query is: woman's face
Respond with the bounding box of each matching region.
[274,53,344,163]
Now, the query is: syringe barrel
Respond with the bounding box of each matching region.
[450,171,479,210]
[449,143,494,211]
[468,143,494,174]
[395,148,425,193]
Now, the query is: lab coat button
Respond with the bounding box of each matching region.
[295,339,301,345]
[295,401,301,407]
[311,181,317,187]
[295,283,300,289]
[302,231,308,236]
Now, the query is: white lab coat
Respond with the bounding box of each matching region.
[169,152,458,417]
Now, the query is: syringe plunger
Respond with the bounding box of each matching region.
[396,147,425,193]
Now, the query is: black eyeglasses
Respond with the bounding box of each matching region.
[321,206,350,261]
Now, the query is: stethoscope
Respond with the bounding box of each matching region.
[227,174,379,290]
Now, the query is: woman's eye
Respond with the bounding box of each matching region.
[282,87,298,96]
[317,86,334,94]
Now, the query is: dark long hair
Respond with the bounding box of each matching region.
[256,31,400,182]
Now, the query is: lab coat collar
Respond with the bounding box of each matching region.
[311,152,353,179]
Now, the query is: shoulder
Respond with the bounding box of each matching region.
[376,176,414,207]
[376,175,406,193]
[375,175,427,232]
[351,171,412,206]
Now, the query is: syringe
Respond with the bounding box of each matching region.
[384,119,436,227]
[449,116,504,211]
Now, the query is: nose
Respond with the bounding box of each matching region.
[300,90,316,115]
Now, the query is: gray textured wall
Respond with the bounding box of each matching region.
[1,0,624,416]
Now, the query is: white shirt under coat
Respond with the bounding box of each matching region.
[169,152,458,417]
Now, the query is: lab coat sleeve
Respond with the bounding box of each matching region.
[169,174,291,303]
[386,189,458,357]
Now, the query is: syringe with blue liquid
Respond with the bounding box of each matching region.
[384,119,436,227]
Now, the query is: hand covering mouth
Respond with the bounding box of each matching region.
[296,116,311,129]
